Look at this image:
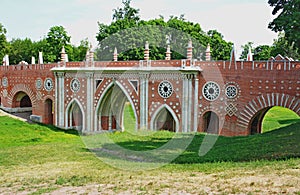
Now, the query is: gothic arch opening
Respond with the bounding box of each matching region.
[203,111,219,134]
[44,99,53,125]
[67,100,83,131]
[249,106,300,134]
[96,83,137,131]
[152,106,176,132]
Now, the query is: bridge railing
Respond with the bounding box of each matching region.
[2,60,299,71]
[194,60,300,71]
[0,63,57,72]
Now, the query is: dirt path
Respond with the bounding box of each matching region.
[0,109,28,122]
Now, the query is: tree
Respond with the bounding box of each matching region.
[69,38,90,61]
[112,0,140,21]
[9,38,35,64]
[268,0,300,50]
[96,0,232,61]
[207,30,233,61]
[0,23,10,62]
[45,26,71,62]
[240,42,254,60]
[271,33,300,59]
[253,45,272,60]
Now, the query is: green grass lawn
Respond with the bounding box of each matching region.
[0,106,300,194]
[262,106,300,133]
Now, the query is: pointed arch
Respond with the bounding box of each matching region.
[150,104,179,132]
[65,98,85,131]
[94,81,138,131]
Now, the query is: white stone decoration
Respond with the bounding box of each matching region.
[70,78,81,93]
[202,81,220,101]
[44,78,53,91]
[2,77,8,87]
[225,103,238,117]
[225,85,238,99]
[2,89,8,97]
[36,78,43,90]
[158,80,173,98]
[36,91,42,100]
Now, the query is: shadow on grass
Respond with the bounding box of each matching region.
[278,118,300,125]
[89,122,300,165]
[34,122,79,136]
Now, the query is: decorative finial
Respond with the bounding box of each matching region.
[113,47,118,61]
[205,43,211,61]
[144,41,150,61]
[187,40,193,60]
[247,46,253,61]
[165,45,171,60]
[60,46,67,62]
[145,41,149,50]
[38,52,43,64]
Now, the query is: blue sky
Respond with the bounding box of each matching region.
[1,0,278,54]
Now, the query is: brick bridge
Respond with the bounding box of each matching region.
[0,44,299,136]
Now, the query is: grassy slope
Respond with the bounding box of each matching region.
[262,106,300,133]
[0,107,299,194]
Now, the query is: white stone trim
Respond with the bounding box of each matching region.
[65,98,85,131]
[150,104,179,132]
[94,81,138,131]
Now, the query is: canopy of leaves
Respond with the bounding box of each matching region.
[240,33,299,61]
[268,0,300,50]
[96,1,232,61]
[6,26,89,64]
[112,0,140,22]
[45,26,71,62]
[9,38,35,64]
[0,23,10,61]
[239,42,254,60]
[271,33,300,59]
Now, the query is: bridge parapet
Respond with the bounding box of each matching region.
[0,64,56,72]
[194,60,300,71]
[3,59,299,72]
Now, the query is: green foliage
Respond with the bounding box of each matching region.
[253,45,272,60]
[262,106,300,133]
[7,31,89,64]
[112,0,140,22]
[207,30,233,61]
[96,1,232,61]
[240,33,299,60]
[268,0,300,50]
[8,38,35,64]
[240,42,253,60]
[71,38,90,61]
[45,26,71,62]
[240,42,273,61]
[271,33,300,59]
[0,23,10,61]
